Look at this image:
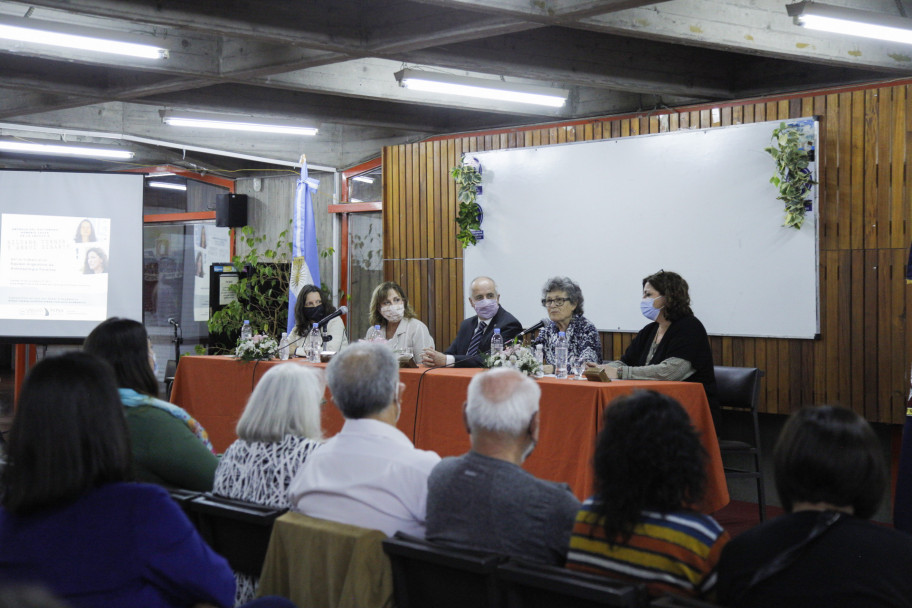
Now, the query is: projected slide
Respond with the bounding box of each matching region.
[0,214,111,320]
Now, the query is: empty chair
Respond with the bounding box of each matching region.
[382,532,506,608]
[714,366,766,522]
[188,493,287,578]
[258,511,394,608]
[496,560,646,608]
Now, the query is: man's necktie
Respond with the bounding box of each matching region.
[465,321,487,357]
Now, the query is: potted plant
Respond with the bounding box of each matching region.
[765,122,817,230]
[451,157,483,247]
[207,222,293,352]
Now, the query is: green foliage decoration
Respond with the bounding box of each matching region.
[207,221,293,351]
[451,160,483,247]
[765,122,817,230]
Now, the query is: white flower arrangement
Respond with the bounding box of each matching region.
[485,341,542,377]
[234,334,279,361]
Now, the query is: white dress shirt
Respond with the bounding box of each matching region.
[288,418,441,537]
[370,317,435,365]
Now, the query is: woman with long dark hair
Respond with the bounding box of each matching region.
[83,317,218,491]
[0,352,234,607]
[566,390,729,599]
[287,284,348,355]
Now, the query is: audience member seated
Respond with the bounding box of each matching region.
[288,284,348,355]
[426,367,580,565]
[288,342,441,536]
[588,270,717,420]
[213,363,325,604]
[531,276,602,368]
[366,281,434,365]
[566,390,729,600]
[716,405,912,607]
[422,275,522,368]
[84,317,218,491]
[0,352,235,608]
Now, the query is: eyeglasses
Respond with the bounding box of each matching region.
[541,297,570,308]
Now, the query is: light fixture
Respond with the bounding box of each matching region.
[0,140,134,159]
[147,181,187,191]
[161,110,318,136]
[0,15,168,59]
[352,175,375,184]
[394,69,568,108]
[787,2,912,45]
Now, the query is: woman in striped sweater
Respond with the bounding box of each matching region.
[566,390,729,600]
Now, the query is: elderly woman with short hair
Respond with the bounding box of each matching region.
[531,276,602,367]
[213,363,325,604]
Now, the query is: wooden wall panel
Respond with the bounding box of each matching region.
[382,81,912,424]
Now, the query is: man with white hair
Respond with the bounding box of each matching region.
[288,342,441,537]
[422,276,522,368]
[425,368,580,564]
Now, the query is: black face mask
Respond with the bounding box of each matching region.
[303,305,325,322]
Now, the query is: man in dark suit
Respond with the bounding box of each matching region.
[422,276,522,368]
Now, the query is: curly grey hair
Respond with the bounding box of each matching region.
[541,276,584,316]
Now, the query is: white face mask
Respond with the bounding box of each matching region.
[380,302,405,323]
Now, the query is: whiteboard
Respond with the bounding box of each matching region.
[464,119,819,339]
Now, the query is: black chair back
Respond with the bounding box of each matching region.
[188,493,287,577]
[714,367,761,413]
[382,532,507,608]
[650,594,722,607]
[166,488,201,525]
[496,559,646,608]
[714,365,766,521]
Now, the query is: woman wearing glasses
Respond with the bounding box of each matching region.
[531,276,601,367]
[589,270,717,420]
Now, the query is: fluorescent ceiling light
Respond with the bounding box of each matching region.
[0,141,134,159]
[147,171,175,177]
[161,110,318,136]
[394,69,568,108]
[352,175,375,184]
[0,16,167,59]
[787,2,912,45]
[147,181,187,191]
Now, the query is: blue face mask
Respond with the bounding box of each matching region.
[640,297,662,321]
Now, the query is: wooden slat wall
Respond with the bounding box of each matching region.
[382,81,912,424]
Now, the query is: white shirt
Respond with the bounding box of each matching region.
[289,316,348,356]
[370,317,435,365]
[288,418,441,537]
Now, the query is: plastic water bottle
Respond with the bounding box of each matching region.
[240,320,252,341]
[534,344,544,378]
[278,332,289,360]
[366,324,383,343]
[307,323,321,363]
[490,328,503,355]
[555,331,569,379]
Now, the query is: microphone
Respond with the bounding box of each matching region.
[317,305,348,328]
[516,318,550,339]
[168,317,180,328]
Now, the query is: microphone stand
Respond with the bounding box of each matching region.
[170,321,182,363]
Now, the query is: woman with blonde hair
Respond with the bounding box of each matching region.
[366,281,433,365]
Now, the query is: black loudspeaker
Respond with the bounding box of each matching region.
[215,193,248,227]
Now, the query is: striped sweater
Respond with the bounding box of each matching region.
[566,499,729,598]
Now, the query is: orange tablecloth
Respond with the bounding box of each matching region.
[171,356,728,511]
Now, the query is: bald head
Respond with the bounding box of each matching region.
[465,368,540,437]
[469,276,498,302]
